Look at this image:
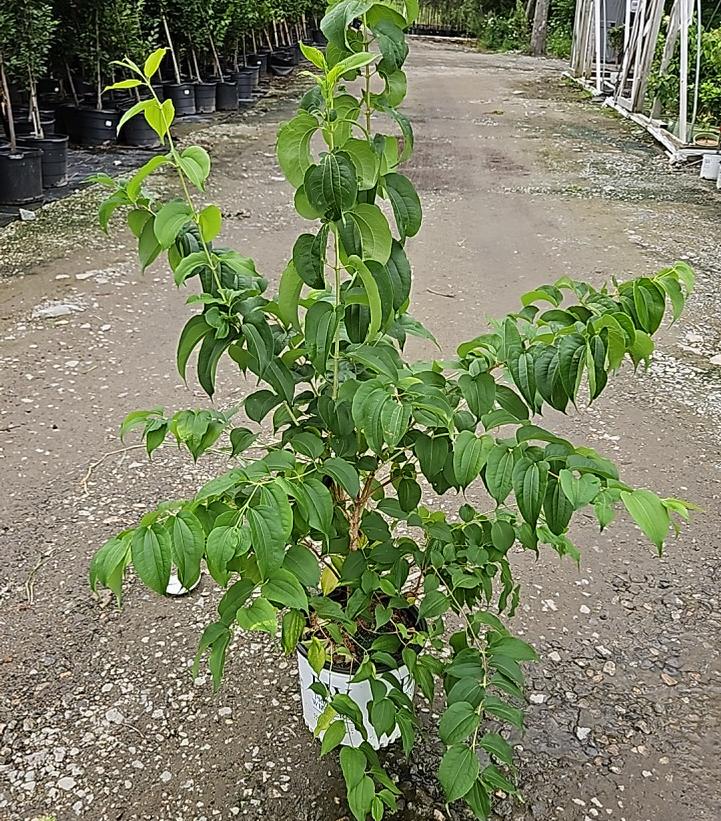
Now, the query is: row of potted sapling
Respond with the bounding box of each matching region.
[1,31,319,209]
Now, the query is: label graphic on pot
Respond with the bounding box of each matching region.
[184,89,191,95]
[105,121,113,128]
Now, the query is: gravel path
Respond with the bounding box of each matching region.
[1,42,720,821]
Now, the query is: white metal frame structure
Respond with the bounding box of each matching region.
[570,0,711,160]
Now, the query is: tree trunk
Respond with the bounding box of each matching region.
[531,0,550,56]
[0,54,16,151]
[162,14,182,84]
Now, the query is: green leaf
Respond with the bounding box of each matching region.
[205,525,239,585]
[277,111,321,187]
[438,744,480,802]
[236,596,277,634]
[218,579,255,624]
[198,204,222,243]
[283,544,321,587]
[293,228,328,289]
[143,47,167,79]
[348,775,375,821]
[415,433,448,479]
[483,694,524,728]
[305,300,338,372]
[381,399,411,448]
[248,506,287,578]
[172,510,205,589]
[281,609,306,653]
[305,152,358,218]
[383,173,421,239]
[154,199,192,249]
[459,372,496,418]
[322,457,361,498]
[300,42,327,70]
[307,635,326,674]
[342,138,379,189]
[117,99,151,137]
[621,489,670,552]
[345,204,393,263]
[418,589,449,620]
[263,567,309,612]
[173,251,208,287]
[439,701,480,744]
[479,733,514,767]
[320,720,347,756]
[278,261,303,329]
[559,469,601,510]
[348,255,383,340]
[512,457,548,527]
[321,0,374,50]
[131,524,171,595]
[558,333,586,401]
[230,426,257,457]
[453,431,490,489]
[370,698,396,737]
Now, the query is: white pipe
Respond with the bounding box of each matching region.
[624,0,632,51]
[679,0,689,143]
[595,0,603,92]
[690,0,702,136]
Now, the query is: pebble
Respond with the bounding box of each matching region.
[57,776,76,791]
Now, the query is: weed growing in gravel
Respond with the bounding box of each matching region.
[91,3,694,818]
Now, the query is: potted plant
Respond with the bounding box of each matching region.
[8,0,69,188]
[92,5,694,819]
[0,5,44,204]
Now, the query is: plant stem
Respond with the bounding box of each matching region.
[332,229,342,399]
[149,83,223,293]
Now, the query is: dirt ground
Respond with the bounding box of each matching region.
[1,41,720,821]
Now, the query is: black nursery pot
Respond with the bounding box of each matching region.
[194,81,217,113]
[236,69,255,102]
[13,116,56,137]
[76,108,120,146]
[312,28,328,46]
[270,54,295,77]
[0,147,44,205]
[16,135,68,187]
[163,82,196,116]
[118,111,160,148]
[216,81,239,111]
[247,53,268,75]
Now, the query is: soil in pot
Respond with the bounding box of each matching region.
[163,83,196,116]
[76,108,120,147]
[194,81,217,114]
[216,81,239,111]
[0,148,44,205]
[16,135,69,187]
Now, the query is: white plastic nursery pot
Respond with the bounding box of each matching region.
[699,153,721,181]
[297,649,414,749]
[166,570,201,596]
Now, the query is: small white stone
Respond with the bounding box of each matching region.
[160,771,172,783]
[529,693,546,704]
[579,604,591,615]
[603,661,616,676]
[576,726,591,741]
[105,708,123,724]
[548,651,562,663]
[58,776,76,791]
